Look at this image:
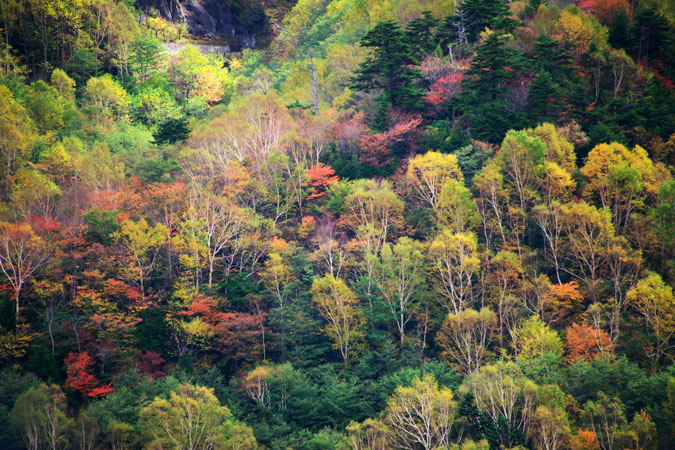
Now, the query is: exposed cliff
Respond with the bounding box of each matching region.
[135,0,256,48]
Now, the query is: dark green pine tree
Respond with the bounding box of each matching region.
[462,0,520,42]
[526,71,564,125]
[350,20,425,110]
[631,6,670,65]
[532,35,575,82]
[463,31,519,102]
[405,11,439,60]
[457,31,523,143]
[609,6,631,50]
[436,0,519,47]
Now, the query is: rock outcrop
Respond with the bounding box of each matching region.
[135,0,255,48]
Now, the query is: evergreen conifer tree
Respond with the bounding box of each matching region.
[350,21,425,110]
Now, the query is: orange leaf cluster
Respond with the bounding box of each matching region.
[297,216,317,240]
[426,73,464,105]
[307,164,339,199]
[565,322,612,363]
[548,281,585,323]
[571,428,600,450]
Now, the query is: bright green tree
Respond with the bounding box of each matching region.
[139,383,258,450]
[311,274,366,364]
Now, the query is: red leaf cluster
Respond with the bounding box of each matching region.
[64,352,113,398]
[638,61,675,93]
[172,295,265,363]
[88,382,114,398]
[214,312,266,362]
[577,0,631,25]
[137,350,166,379]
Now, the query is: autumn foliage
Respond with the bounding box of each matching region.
[571,429,600,450]
[0,0,674,447]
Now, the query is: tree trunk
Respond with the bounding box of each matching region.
[15,286,21,325]
[308,50,320,115]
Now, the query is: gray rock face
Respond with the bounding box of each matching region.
[135,0,255,48]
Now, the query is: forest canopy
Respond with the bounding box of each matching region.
[0,0,674,449]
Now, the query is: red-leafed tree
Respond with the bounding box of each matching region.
[88,382,114,398]
[181,295,223,320]
[214,312,265,367]
[137,350,166,379]
[103,279,143,307]
[577,0,631,25]
[170,294,264,366]
[307,164,339,199]
[64,352,113,398]
[359,116,422,168]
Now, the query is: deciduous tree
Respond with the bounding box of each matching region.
[139,383,258,450]
[513,315,563,361]
[469,361,536,447]
[582,393,626,450]
[627,272,675,365]
[371,237,426,349]
[565,323,612,363]
[84,74,130,124]
[384,374,457,450]
[436,307,497,374]
[406,151,464,209]
[115,218,168,298]
[429,230,480,314]
[0,221,50,323]
[10,384,71,450]
[311,274,365,364]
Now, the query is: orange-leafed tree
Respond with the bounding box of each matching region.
[425,73,464,106]
[547,280,585,325]
[306,163,338,199]
[571,429,600,450]
[0,221,51,323]
[565,323,612,363]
